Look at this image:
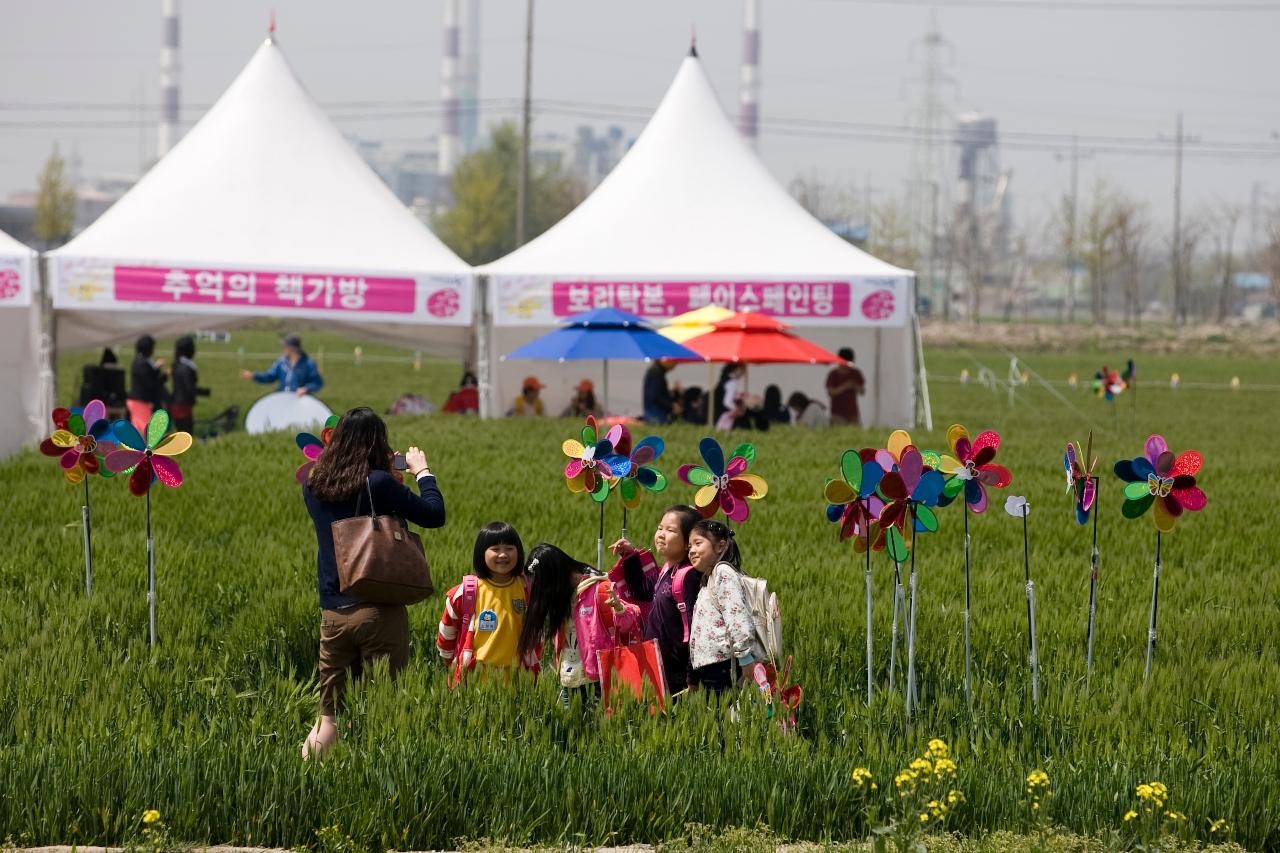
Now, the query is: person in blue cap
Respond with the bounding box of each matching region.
[240,333,324,396]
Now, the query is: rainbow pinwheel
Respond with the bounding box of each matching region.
[678,437,768,523]
[939,423,1013,512]
[611,427,668,510]
[1113,434,1205,533]
[39,401,117,483]
[105,410,193,496]
[824,448,884,542]
[562,415,631,504]
[1064,431,1099,525]
[1093,361,1133,401]
[295,415,340,483]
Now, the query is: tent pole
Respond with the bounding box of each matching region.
[912,301,933,432]
[476,274,492,419]
[873,328,883,428]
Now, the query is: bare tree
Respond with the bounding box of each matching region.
[1079,179,1120,325]
[1211,202,1243,323]
[1266,207,1280,313]
[1112,195,1149,326]
[868,195,921,272]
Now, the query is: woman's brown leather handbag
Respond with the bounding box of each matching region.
[331,478,434,605]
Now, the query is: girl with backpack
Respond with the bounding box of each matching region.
[517,543,641,705]
[686,519,770,695]
[436,522,538,685]
[607,504,703,695]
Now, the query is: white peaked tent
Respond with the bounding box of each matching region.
[0,228,48,459]
[480,48,921,427]
[49,35,474,356]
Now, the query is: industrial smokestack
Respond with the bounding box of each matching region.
[158,0,181,158]
[439,0,462,178]
[738,0,760,150]
[460,0,481,154]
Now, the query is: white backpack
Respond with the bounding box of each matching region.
[738,571,784,665]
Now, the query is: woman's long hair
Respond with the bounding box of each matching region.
[691,518,742,569]
[517,543,591,660]
[308,407,393,502]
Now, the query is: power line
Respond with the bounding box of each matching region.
[822,0,1280,10]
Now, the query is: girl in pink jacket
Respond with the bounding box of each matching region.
[517,543,641,705]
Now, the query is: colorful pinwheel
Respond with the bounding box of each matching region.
[562,415,631,504]
[610,427,668,510]
[873,432,946,561]
[1064,431,1099,525]
[39,400,117,483]
[295,415,340,483]
[939,423,1013,512]
[824,448,884,542]
[105,410,193,496]
[678,437,768,523]
[1092,362,1132,401]
[1114,434,1206,533]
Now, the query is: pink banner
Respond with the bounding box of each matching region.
[114,265,417,314]
[550,280,854,320]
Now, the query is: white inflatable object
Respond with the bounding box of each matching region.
[244,392,334,435]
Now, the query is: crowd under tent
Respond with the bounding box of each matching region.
[47,35,475,390]
[479,47,924,427]
[0,227,47,459]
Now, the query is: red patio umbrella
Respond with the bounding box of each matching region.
[677,312,843,425]
[679,311,843,365]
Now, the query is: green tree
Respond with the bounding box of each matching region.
[434,122,585,265]
[33,145,77,248]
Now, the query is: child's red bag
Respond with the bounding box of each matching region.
[596,639,667,711]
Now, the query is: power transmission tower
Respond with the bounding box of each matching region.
[515,0,534,248]
[906,10,957,320]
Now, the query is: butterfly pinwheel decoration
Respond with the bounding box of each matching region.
[1064,431,1098,525]
[678,437,768,523]
[872,430,946,561]
[562,415,631,504]
[1114,434,1205,533]
[104,410,192,496]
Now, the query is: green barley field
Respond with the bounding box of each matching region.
[0,326,1274,850]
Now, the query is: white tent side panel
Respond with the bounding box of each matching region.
[0,239,48,460]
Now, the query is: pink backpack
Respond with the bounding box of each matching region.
[670,565,698,642]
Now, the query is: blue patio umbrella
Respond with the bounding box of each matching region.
[502,306,703,414]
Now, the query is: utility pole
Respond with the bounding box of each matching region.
[1067,135,1079,324]
[1171,112,1184,325]
[515,0,534,248]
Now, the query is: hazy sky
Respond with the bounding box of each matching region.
[2,1,1278,242]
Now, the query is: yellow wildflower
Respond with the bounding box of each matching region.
[142,810,161,825]
[919,813,930,823]
[1209,819,1229,834]
[947,789,965,805]
[933,757,957,777]
[852,767,874,787]
[927,738,950,759]
[1165,810,1186,822]
[1026,769,1050,789]
[1123,810,1138,822]
[1136,783,1154,801]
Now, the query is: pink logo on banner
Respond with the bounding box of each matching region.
[861,289,895,321]
[425,288,461,318]
[0,269,19,301]
[113,266,417,314]
[550,280,852,320]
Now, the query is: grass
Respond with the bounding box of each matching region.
[4,323,1277,851]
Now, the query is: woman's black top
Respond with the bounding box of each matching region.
[128,355,167,406]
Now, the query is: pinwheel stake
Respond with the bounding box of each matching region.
[105,410,192,646]
[1006,496,1038,707]
[905,504,920,718]
[1113,435,1206,681]
[823,449,883,705]
[1064,433,1101,678]
[939,424,1014,711]
[889,560,904,694]
[612,427,668,541]
[39,401,119,596]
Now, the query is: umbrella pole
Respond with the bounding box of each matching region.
[707,362,715,427]
[603,358,610,417]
